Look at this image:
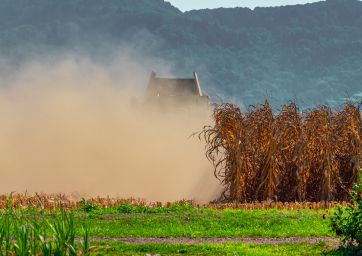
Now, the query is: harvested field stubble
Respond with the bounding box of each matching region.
[200,101,362,202]
[0,193,148,211]
[0,193,348,210]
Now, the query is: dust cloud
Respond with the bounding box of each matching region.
[0,56,222,203]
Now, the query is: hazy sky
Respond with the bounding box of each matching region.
[168,0,323,11]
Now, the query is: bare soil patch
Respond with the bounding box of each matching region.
[91,237,340,247]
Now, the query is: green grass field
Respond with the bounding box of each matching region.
[76,207,334,238]
[0,202,344,255]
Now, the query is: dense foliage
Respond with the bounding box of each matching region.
[0,0,361,108]
[332,183,362,252]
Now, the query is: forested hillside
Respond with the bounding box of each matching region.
[0,0,361,108]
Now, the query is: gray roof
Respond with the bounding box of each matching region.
[146,72,203,99]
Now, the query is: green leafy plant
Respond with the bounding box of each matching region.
[2,213,12,255]
[117,204,136,214]
[0,208,96,255]
[48,210,77,255]
[80,222,100,256]
[332,178,362,251]
[79,199,99,213]
[13,224,31,256]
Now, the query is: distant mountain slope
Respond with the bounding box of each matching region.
[0,0,361,108]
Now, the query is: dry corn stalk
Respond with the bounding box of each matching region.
[201,101,362,202]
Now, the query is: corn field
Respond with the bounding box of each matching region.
[200,101,362,203]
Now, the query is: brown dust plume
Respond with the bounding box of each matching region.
[0,57,221,203]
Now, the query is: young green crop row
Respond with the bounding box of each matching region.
[0,209,92,256]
